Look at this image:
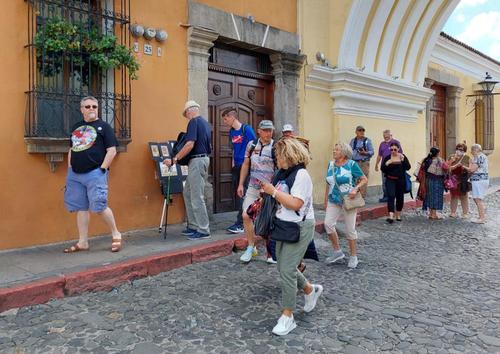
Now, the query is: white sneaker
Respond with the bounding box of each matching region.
[304,284,323,313]
[266,257,277,264]
[347,256,359,269]
[239,246,257,263]
[272,314,297,336]
[325,250,345,264]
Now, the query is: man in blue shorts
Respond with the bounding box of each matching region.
[63,96,122,253]
[222,108,256,234]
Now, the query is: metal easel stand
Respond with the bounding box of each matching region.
[159,171,172,239]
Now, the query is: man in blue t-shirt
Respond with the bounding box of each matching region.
[164,100,212,240]
[222,108,256,233]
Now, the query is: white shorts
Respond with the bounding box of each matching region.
[471,179,489,199]
[242,186,261,213]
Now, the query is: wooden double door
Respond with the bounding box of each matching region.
[208,70,274,213]
[429,84,447,157]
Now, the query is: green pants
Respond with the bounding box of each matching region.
[275,219,315,310]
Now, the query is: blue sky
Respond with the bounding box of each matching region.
[443,0,500,60]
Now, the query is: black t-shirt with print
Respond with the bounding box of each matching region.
[69,119,118,173]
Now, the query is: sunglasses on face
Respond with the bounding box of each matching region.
[390,148,398,151]
[84,105,98,109]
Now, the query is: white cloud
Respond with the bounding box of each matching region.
[456,0,488,9]
[456,11,500,43]
[456,13,466,23]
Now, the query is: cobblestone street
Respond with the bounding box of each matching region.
[1,193,500,354]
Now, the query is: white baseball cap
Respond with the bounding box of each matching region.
[282,124,294,132]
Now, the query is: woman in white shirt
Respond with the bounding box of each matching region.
[463,144,489,223]
[261,137,322,336]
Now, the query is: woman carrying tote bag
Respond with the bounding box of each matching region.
[324,142,368,269]
[260,138,322,336]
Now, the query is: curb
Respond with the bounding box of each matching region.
[0,195,448,313]
[0,236,257,313]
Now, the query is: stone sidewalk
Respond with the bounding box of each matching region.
[1,189,499,353]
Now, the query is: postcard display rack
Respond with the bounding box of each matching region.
[149,141,189,238]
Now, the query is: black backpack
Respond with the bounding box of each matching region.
[351,137,368,152]
[248,139,277,168]
[172,132,191,166]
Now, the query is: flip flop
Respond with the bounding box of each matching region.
[64,243,89,253]
[111,238,123,252]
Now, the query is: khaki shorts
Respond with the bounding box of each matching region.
[242,186,261,213]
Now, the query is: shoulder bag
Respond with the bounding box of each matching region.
[333,162,365,210]
[271,204,310,243]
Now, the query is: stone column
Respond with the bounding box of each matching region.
[270,53,306,134]
[187,26,218,220]
[447,86,463,155]
[424,78,435,153]
[187,26,219,118]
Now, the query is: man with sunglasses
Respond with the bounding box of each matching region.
[349,125,374,198]
[63,96,122,253]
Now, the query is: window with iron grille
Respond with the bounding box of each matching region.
[25,0,132,150]
[475,94,494,152]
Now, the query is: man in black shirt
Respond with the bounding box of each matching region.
[164,100,212,240]
[63,96,122,253]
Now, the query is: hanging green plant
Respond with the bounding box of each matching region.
[34,17,140,80]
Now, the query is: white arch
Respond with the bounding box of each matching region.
[337,0,373,69]
[390,0,428,80]
[376,0,412,75]
[402,0,445,81]
[362,0,396,73]
[415,0,460,83]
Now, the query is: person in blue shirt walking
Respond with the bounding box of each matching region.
[349,125,374,198]
[222,108,256,233]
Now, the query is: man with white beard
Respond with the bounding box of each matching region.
[63,96,122,253]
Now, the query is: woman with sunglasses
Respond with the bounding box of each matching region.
[381,143,411,223]
[420,147,448,220]
[446,143,470,218]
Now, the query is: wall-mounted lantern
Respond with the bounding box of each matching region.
[478,72,498,94]
[467,72,499,99]
[155,29,168,42]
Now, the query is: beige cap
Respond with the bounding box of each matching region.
[183,100,200,116]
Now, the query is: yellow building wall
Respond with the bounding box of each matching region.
[0,0,297,250]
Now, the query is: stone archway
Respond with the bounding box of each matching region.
[186,1,305,134]
[186,1,305,215]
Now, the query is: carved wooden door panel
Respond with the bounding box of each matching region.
[208,70,274,213]
[430,84,447,157]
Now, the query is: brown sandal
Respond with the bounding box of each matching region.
[111,238,123,252]
[64,243,89,253]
